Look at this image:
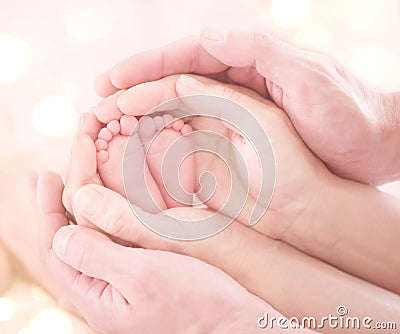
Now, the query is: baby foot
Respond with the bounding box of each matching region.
[189,116,263,223]
[138,114,195,208]
[95,115,167,213]
[229,130,263,198]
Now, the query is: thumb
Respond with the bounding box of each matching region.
[73,184,165,246]
[51,224,136,333]
[176,74,284,126]
[199,29,309,93]
[176,74,267,116]
[52,225,122,284]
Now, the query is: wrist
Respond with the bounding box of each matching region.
[310,171,400,293]
[282,168,337,257]
[185,280,270,334]
[212,295,280,334]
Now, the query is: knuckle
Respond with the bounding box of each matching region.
[75,242,91,272]
[252,32,267,46]
[251,32,272,52]
[214,84,237,101]
[103,207,135,241]
[103,209,124,236]
[303,51,337,77]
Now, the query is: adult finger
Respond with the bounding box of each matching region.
[72,183,273,288]
[36,171,130,322]
[78,111,103,141]
[93,70,116,98]
[117,75,181,116]
[72,184,161,246]
[199,29,311,96]
[36,170,79,285]
[62,133,102,227]
[94,36,228,97]
[175,74,296,234]
[94,90,125,124]
[175,73,291,142]
[52,224,191,310]
[52,225,128,286]
[63,111,102,214]
[110,74,283,230]
[116,73,272,120]
[63,133,144,247]
[37,171,71,254]
[36,171,130,329]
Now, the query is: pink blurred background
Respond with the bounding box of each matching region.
[0,0,399,333]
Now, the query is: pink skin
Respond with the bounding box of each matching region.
[61,87,400,328]
[0,169,79,314]
[138,115,195,208]
[35,170,289,334]
[94,113,195,212]
[94,30,400,185]
[94,73,400,295]
[95,114,166,213]
[58,131,400,332]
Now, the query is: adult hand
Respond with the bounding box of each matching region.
[64,157,400,332]
[94,31,400,185]
[94,74,400,294]
[63,76,400,327]
[36,170,279,334]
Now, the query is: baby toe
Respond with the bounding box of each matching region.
[153,116,165,131]
[181,123,192,135]
[138,116,156,140]
[120,115,138,136]
[172,119,184,131]
[163,114,174,128]
[95,138,108,151]
[97,150,109,164]
[98,128,113,141]
[107,120,121,135]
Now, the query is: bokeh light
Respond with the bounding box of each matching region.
[32,96,76,137]
[1,0,400,333]
[0,298,15,322]
[271,0,311,28]
[0,34,28,84]
[30,309,71,334]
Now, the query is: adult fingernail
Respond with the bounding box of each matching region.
[74,186,104,216]
[53,226,75,256]
[203,28,228,42]
[179,75,204,91]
